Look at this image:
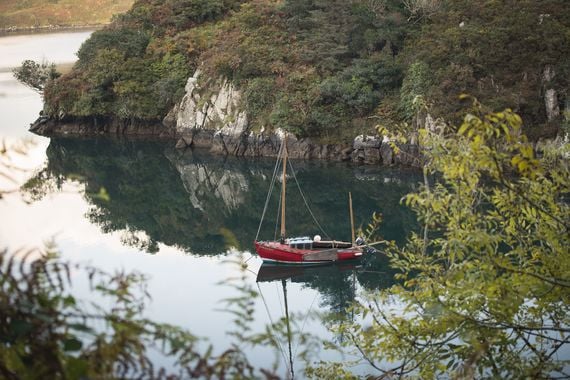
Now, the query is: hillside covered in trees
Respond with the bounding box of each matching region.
[43,0,570,141]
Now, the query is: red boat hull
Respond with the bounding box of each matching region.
[254,240,363,264]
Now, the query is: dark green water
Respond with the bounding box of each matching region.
[11,137,422,374]
[32,137,420,282]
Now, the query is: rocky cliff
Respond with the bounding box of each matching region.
[166,70,422,167]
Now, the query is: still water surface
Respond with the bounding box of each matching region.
[0,30,93,137]
[0,31,422,376]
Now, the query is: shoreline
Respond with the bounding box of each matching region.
[0,24,103,36]
[29,116,424,167]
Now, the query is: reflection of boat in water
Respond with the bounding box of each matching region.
[254,136,364,264]
[256,261,361,283]
[256,262,361,379]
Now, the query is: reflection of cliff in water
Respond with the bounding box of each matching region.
[165,149,249,214]
[36,138,420,287]
[38,138,249,254]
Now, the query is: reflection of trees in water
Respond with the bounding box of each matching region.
[257,263,361,325]
[314,270,357,321]
[257,258,398,324]
[26,137,420,293]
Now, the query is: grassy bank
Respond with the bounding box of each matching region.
[0,0,134,30]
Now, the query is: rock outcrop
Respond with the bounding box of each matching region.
[543,65,561,122]
[168,70,423,167]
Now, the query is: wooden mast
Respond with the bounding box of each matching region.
[349,192,355,245]
[280,135,288,243]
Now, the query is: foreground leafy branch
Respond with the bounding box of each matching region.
[0,246,276,379]
[312,105,570,378]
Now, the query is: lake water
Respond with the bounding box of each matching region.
[0,30,93,138]
[0,31,422,377]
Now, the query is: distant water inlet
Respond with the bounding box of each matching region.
[0,30,93,137]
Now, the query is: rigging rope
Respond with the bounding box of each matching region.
[255,141,284,241]
[256,138,331,242]
[287,159,329,239]
[275,280,285,318]
[293,289,319,360]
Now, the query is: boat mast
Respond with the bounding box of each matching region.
[282,279,294,379]
[349,192,355,245]
[280,135,288,243]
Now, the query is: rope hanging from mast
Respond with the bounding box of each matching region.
[255,141,284,241]
[255,134,329,242]
[287,159,329,239]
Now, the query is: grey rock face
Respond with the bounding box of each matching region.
[174,70,248,140]
[352,135,382,164]
[30,116,173,138]
[543,66,560,122]
[380,144,394,165]
[170,70,422,167]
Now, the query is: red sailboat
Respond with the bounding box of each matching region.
[254,136,364,265]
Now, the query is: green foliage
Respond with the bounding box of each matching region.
[319,56,402,115]
[116,0,243,30]
[77,28,151,64]
[0,244,299,378]
[0,246,184,378]
[197,0,411,138]
[166,0,228,29]
[403,0,570,134]
[13,60,60,92]
[315,106,570,378]
[43,0,242,122]
[399,61,432,121]
[45,32,192,120]
[243,77,276,127]
[43,0,569,138]
[43,0,414,138]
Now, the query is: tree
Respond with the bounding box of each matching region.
[13,60,60,92]
[311,103,570,378]
[401,0,442,22]
[0,246,272,379]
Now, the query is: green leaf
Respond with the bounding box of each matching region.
[63,337,83,352]
[9,320,33,339]
[69,323,94,333]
